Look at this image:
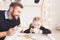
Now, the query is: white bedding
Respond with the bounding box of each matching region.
[4,33,54,40]
[4,27,55,40]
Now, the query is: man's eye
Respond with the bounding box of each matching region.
[38,24,39,26]
[18,11,21,13]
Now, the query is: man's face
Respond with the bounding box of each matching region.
[11,6,23,19]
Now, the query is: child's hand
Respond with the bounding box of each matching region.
[20,30,24,33]
[30,28,34,33]
[38,30,42,34]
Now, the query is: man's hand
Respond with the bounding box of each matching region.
[7,28,16,36]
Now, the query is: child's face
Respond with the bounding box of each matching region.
[33,20,42,28]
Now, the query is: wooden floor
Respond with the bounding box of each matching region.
[52,29,60,40]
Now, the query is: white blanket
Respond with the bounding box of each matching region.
[4,33,55,40]
[4,27,55,40]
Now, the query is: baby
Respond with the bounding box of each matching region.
[24,17,51,34]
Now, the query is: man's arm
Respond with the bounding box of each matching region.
[0,28,15,38]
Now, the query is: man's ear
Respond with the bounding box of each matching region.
[9,7,14,12]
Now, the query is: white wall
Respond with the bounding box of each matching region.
[1,0,59,29]
[51,0,60,29]
[20,6,41,27]
[0,0,43,29]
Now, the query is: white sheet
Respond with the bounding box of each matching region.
[4,27,55,40]
[4,33,54,40]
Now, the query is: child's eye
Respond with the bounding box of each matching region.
[33,24,36,26]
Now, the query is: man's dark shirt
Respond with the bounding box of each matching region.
[0,10,20,40]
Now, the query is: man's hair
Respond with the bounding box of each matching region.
[10,2,23,9]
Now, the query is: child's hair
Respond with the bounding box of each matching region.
[33,17,43,22]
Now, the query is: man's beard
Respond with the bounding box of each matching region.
[11,10,19,20]
[12,14,19,20]
[14,16,19,20]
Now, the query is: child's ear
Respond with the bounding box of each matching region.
[41,19,43,25]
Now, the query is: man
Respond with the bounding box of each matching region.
[0,2,23,40]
